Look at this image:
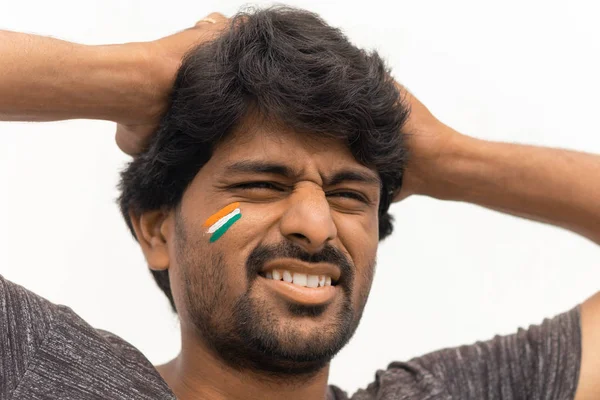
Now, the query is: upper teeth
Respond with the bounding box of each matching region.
[265,269,332,288]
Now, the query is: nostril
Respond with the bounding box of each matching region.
[289,233,310,243]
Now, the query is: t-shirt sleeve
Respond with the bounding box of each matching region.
[412,307,581,399]
[347,307,581,400]
[0,274,58,398]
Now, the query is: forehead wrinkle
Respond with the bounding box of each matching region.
[216,126,379,187]
[222,159,380,191]
[324,170,381,188]
[223,160,301,180]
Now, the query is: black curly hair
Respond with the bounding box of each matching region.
[118,6,410,312]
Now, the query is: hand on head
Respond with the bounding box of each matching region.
[392,84,463,202]
[113,11,460,210]
[115,12,229,156]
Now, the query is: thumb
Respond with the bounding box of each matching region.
[115,123,155,156]
[194,12,228,26]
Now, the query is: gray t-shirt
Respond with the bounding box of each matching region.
[0,275,581,400]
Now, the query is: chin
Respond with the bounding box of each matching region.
[224,294,359,375]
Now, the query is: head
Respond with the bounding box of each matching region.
[118,6,408,378]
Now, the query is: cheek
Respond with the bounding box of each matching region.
[335,211,379,255]
[202,211,268,287]
[167,214,251,315]
[335,213,379,284]
[222,211,263,247]
[221,203,284,248]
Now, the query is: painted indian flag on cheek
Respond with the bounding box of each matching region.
[203,202,242,243]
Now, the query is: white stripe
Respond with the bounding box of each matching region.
[207,208,241,234]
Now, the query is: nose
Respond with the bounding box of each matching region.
[279,184,337,253]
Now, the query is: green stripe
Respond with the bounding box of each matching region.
[210,213,241,242]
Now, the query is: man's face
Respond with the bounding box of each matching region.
[166,118,381,376]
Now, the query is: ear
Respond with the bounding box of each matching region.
[129,209,172,271]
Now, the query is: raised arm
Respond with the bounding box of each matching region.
[396,89,600,399]
[0,13,227,154]
[396,90,600,245]
[0,30,154,123]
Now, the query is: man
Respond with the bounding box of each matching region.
[1,6,599,400]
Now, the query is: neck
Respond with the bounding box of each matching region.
[156,327,331,400]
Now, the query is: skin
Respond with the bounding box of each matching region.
[0,13,228,155]
[1,11,599,400]
[132,119,381,399]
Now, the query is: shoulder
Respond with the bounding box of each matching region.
[336,307,581,400]
[329,358,450,400]
[0,274,60,396]
[0,274,58,329]
[0,273,59,349]
[0,275,174,399]
[36,306,174,398]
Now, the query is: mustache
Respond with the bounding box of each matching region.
[245,241,354,286]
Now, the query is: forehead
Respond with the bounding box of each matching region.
[207,117,372,177]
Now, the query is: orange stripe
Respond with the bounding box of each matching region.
[203,202,240,227]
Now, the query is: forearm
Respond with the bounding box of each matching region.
[0,30,159,123]
[422,132,600,244]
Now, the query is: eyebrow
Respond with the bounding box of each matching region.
[224,160,381,187]
[327,170,381,187]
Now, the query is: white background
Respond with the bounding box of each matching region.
[1,0,599,396]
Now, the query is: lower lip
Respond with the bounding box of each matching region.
[259,276,337,306]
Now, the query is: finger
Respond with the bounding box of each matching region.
[115,124,136,156]
[195,12,227,26]
[115,124,151,156]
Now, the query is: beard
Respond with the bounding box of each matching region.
[175,218,373,378]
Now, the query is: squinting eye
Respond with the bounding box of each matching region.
[328,191,368,203]
[234,182,283,191]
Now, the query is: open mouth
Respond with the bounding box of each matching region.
[257,260,341,306]
[258,269,338,288]
[257,267,339,306]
